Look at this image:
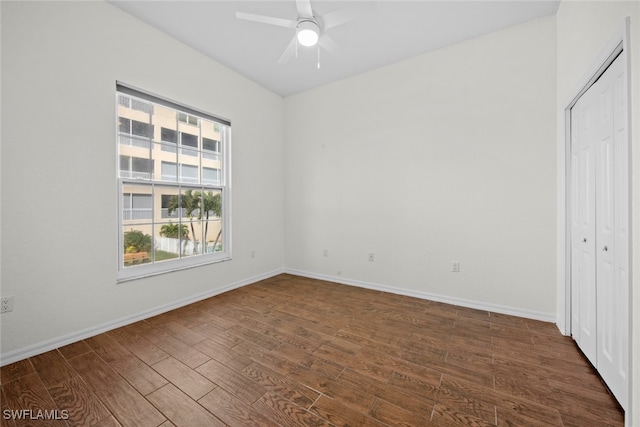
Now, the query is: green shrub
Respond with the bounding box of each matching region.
[123,230,151,253]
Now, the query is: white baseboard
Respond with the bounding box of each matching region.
[285,268,557,324]
[0,268,284,367]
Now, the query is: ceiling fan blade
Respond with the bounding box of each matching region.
[295,0,314,18]
[235,12,297,29]
[278,35,298,64]
[319,34,337,54]
[322,2,376,30]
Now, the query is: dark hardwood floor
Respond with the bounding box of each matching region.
[1,274,624,426]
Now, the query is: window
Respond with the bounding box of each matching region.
[117,82,231,281]
[161,161,177,181]
[203,137,220,153]
[161,127,178,154]
[119,118,154,138]
[161,127,178,143]
[180,164,198,183]
[203,137,220,160]
[203,167,220,185]
[178,112,199,126]
[120,156,153,180]
[161,194,183,218]
[118,94,154,114]
[122,193,153,220]
[180,132,198,157]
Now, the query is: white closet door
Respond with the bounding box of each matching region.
[570,52,629,411]
[594,52,629,410]
[570,83,598,366]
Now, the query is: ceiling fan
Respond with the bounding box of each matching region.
[235,0,371,68]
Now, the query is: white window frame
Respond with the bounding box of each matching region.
[116,82,232,282]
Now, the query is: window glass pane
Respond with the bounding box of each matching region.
[202,156,219,174]
[178,112,199,126]
[201,119,218,138]
[152,142,175,180]
[158,139,177,155]
[132,194,152,209]
[131,157,153,179]
[121,183,153,268]
[180,164,198,183]
[158,186,181,219]
[161,196,178,218]
[161,161,177,182]
[122,226,152,267]
[131,99,153,114]
[202,189,223,253]
[154,185,185,260]
[118,95,131,108]
[181,147,198,158]
[120,156,131,175]
[203,167,220,185]
[132,120,153,138]
[119,117,131,134]
[161,127,177,143]
[179,188,203,257]
[155,221,184,262]
[162,144,177,154]
[202,120,220,161]
[121,183,153,222]
[181,132,198,148]
[122,193,131,209]
[202,138,219,152]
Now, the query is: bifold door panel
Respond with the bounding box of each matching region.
[569,52,629,411]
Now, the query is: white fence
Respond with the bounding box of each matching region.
[155,237,219,255]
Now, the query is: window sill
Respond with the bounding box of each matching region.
[117,253,232,283]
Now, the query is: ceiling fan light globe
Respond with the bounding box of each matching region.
[297,21,319,46]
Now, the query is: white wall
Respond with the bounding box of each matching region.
[284,16,557,319]
[0,1,285,361]
[555,1,640,424]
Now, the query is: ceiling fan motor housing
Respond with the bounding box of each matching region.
[296,19,320,46]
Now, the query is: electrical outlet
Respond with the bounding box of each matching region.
[323,249,328,257]
[368,253,375,262]
[452,262,461,273]
[250,250,255,259]
[1,296,14,313]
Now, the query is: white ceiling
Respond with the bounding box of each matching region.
[109,0,559,96]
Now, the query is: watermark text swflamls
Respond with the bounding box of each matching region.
[3,409,69,420]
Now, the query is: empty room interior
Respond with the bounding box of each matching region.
[1,1,639,426]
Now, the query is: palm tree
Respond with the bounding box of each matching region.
[166,190,223,254]
[159,222,189,239]
[166,190,200,253]
[198,191,222,251]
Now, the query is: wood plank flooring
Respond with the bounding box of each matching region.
[1,274,624,426]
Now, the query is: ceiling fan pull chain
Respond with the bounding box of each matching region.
[317,44,321,69]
